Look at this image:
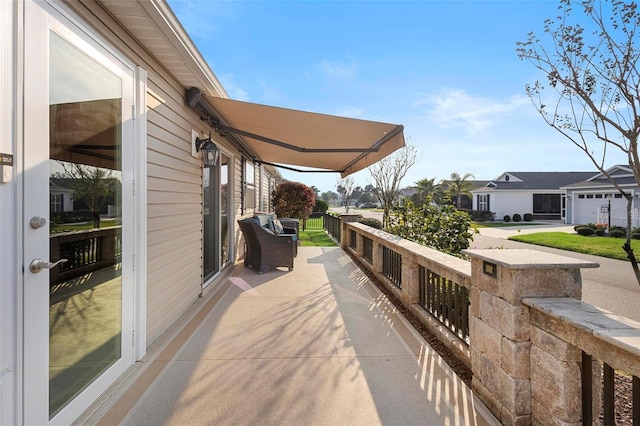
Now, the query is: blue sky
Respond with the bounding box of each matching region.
[168,0,627,194]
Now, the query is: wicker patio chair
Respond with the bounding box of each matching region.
[238,218,296,274]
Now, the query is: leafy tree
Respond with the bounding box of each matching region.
[443,172,476,209]
[412,177,443,206]
[321,190,338,206]
[368,144,419,227]
[387,199,473,255]
[358,191,378,205]
[336,176,355,212]
[60,162,118,228]
[517,0,640,284]
[272,181,315,219]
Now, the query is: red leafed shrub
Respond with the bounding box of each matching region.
[272,182,316,219]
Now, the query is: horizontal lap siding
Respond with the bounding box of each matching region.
[145,80,203,342]
[65,1,245,346]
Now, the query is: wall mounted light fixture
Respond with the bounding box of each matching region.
[195,134,219,167]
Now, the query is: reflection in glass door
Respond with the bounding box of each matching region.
[203,153,231,282]
[48,31,123,417]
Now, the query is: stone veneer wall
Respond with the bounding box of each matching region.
[463,249,597,424]
[344,220,640,425]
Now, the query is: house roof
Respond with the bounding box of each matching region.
[50,178,75,191]
[475,172,596,191]
[94,0,404,177]
[561,165,638,189]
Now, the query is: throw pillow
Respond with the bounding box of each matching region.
[271,219,284,235]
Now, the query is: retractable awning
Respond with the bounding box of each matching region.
[186,88,405,177]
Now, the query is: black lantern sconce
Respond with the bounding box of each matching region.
[195,133,220,168]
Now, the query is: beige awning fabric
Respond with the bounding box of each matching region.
[206,97,405,177]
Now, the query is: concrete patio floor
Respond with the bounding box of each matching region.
[88,247,499,426]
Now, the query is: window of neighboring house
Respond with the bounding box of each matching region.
[533,194,561,213]
[243,158,256,212]
[578,194,585,198]
[477,194,489,211]
[50,193,62,212]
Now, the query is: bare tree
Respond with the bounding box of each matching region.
[517,0,640,285]
[336,176,355,213]
[368,144,419,227]
[61,162,117,228]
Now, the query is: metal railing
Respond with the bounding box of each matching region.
[50,226,121,285]
[303,212,324,230]
[362,236,373,263]
[349,230,357,250]
[581,353,640,425]
[323,214,341,242]
[419,266,469,342]
[382,246,402,288]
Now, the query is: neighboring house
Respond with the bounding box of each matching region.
[440,180,491,209]
[49,178,74,213]
[471,171,595,222]
[397,187,418,204]
[562,165,640,228]
[1,1,405,424]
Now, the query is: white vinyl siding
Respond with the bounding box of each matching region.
[63,1,245,345]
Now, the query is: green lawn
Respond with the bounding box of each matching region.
[299,230,337,247]
[51,219,120,234]
[509,232,639,261]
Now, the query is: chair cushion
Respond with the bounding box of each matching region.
[271,219,284,235]
[254,213,276,229]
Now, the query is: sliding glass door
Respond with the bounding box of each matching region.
[203,152,231,283]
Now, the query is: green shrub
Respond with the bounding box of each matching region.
[632,227,640,239]
[512,213,522,222]
[610,225,626,234]
[523,213,533,222]
[503,215,511,222]
[576,226,595,236]
[313,199,329,213]
[358,217,383,229]
[594,228,606,236]
[387,201,473,255]
[610,229,626,238]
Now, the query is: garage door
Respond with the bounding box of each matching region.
[575,194,627,226]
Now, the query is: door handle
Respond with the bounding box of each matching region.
[29,258,68,273]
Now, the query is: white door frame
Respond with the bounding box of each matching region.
[20,1,145,423]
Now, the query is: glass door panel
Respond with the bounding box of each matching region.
[48,31,123,418]
[220,154,230,267]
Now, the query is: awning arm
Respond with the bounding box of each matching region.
[256,160,344,174]
[217,124,379,154]
[340,124,404,172]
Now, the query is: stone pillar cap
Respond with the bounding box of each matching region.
[462,249,599,270]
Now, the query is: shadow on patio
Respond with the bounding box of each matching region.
[90,247,499,426]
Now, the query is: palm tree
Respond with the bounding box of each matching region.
[445,172,476,209]
[413,177,443,206]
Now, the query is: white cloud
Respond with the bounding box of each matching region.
[413,89,530,135]
[318,58,357,79]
